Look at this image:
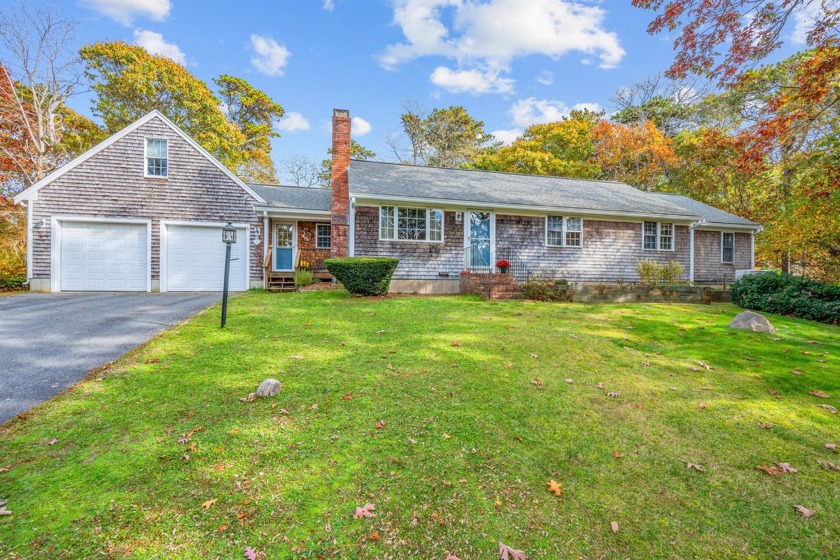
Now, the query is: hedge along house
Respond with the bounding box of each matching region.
[14,108,761,294]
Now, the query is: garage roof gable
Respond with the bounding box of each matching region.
[13,110,266,205]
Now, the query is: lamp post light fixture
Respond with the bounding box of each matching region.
[220,222,237,328]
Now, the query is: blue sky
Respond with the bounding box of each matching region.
[49,0,813,183]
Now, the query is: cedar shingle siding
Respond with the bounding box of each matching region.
[495,215,691,282]
[30,117,263,284]
[693,230,751,283]
[353,206,464,279]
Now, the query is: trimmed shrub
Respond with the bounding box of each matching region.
[325,257,399,296]
[730,272,839,324]
[0,275,25,292]
[523,279,569,302]
[636,260,684,285]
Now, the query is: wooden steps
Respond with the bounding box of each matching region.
[266,270,333,293]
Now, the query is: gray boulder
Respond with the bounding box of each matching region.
[729,311,775,333]
[256,378,282,397]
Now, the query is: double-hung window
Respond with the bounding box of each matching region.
[316,224,331,249]
[721,232,735,263]
[145,138,168,177]
[643,221,675,251]
[546,215,583,247]
[379,206,443,242]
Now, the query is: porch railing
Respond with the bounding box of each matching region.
[463,244,532,284]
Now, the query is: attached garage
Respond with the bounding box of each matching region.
[162,222,249,292]
[57,220,150,292]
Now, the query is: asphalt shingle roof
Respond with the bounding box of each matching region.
[644,193,758,226]
[248,183,331,211]
[348,160,694,218]
[247,162,758,227]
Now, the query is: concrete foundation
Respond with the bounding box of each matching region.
[389,279,460,294]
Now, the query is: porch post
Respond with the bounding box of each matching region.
[689,226,695,284]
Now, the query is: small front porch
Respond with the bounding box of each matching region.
[262,217,333,292]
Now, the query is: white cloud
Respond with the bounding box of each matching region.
[510,97,601,128]
[535,70,554,85]
[81,0,171,25]
[133,30,186,65]
[491,129,522,144]
[380,0,625,94]
[430,65,514,94]
[249,34,291,76]
[323,0,335,11]
[790,1,833,44]
[275,112,311,132]
[351,116,372,136]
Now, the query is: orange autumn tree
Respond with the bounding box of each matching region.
[592,120,676,191]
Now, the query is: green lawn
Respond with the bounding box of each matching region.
[1,292,838,559]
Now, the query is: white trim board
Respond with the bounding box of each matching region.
[50,216,152,293]
[14,110,266,205]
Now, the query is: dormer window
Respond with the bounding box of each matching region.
[145,138,168,177]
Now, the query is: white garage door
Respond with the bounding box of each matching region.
[60,221,148,291]
[164,224,248,292]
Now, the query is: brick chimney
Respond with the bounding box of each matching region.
[330,108,351,258]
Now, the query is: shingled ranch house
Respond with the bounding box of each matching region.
[13,109,761,295]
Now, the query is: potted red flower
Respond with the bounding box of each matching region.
[496,259,510,273]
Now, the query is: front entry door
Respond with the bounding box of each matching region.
[274,223,295,271]
[466,210,493,269]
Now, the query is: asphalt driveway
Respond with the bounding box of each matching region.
[0,292,221,423]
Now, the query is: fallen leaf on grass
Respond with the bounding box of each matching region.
[641,361,650,367]
[240,393,257,403]
[610,521,619,533]
[342,393,353,400]
[368,531,381,542]
[290,355,304,360]
[445,555,461,560]
[202,499,217,510]
[613,450,624,458]
[806,340,820,344]
[686,463,704,472]
[482,316,492,320]
[546,479,563,496]
[442,433,452,439]
[569,333,578,339]
[607,392,620,397]
[743,356,757,362]
[375,421,386,429]
[774,462,798,474]
[791,370,802,375]
[757,465,783,476]
[530,353,539,359]
[596,383,604,390]
[0,505,10,516]
[698,402,707,409]
[817,460,839,471]
[353,503,376,519]
[531,379,544,390]
[696,361,712,370]
[826,443,837,452]
[794,505,816,517]
[758,423,772,429]
[451,341,462,347]
[47,438,58,445]
[809,390,830,398]
[818,404,838,414]
[244,546,265,559]
[498,542,526,560]
[564,378,573,384]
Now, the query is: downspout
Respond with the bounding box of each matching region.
[262,210,269,289]
[751,225,763,270]
[349,196,356,256]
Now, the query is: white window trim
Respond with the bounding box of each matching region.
[316,223,332,249]
[721,231,735,264]
[642,221,675,252]
[545,215,583,248]
[378,205,444,243]
[144,137,169,178]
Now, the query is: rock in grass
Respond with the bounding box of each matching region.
[729,311,775,333]
[256,379,282,398]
